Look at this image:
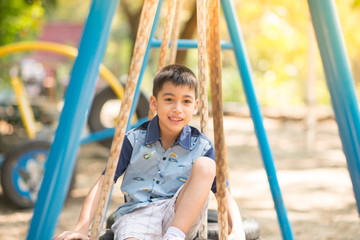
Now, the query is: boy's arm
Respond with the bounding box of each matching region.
[215,188,246,240]
[54,175,105,240]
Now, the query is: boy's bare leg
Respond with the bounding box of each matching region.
[171,157,216,234]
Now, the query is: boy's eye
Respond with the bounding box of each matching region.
[184,99,192,104]
[165,98,173,102]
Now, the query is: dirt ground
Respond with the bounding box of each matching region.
[0,115,359,239]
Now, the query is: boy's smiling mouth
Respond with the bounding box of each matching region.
[169,116,183,122]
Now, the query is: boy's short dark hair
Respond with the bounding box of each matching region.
[153,64,198,99]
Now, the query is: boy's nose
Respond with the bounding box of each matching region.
[173,102,182,113]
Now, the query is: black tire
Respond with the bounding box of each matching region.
[207,222,219,239]
[242,218,261,240]
[204,209,261,240]
[206,220,261,240]
[0,140,76,209]
[99,229,114,240]
[207,208,218,223]
[87,85,149,148]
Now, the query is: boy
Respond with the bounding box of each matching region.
[55,64,246,240]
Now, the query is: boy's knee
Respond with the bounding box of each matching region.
[193,157,216,179]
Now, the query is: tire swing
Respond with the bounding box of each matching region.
[94,0,260,239]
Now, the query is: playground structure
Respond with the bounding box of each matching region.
[10,0,358,239]
[0,41,150,209]
[0,41,149,143]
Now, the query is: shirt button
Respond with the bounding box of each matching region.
[162,157,166,160]
[156,180,160,184]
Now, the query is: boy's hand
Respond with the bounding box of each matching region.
[54,231,89,240]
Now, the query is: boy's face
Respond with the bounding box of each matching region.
[150,81,198,138]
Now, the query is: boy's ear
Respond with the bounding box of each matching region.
[149,95,157,111]
[193,99,199,115]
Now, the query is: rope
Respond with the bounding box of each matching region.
[197,0,209,137]
[207,0,229,239]
[206,1,229,183]
[89,1,159,239]
[148,0,177,120]
[158,0,176,69]
[168,0,183,64]
[197,0,209,237]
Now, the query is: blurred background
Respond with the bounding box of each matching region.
[1,0,360,138]
[1,0,360,142]
[0,0,360,239]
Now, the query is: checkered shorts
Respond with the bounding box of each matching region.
[111,186,209,240]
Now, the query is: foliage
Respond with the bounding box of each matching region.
[352,0,360,8]
[228,0,360,106]
[0,1,42,90]
[0,0,45,46]
[227,0,310,106]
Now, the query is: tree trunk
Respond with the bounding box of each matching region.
[120,0,141,43]
[175,5,197,64]
[120,0,197,65]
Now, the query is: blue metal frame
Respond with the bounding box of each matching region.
[308,0,360,213]
[27,0,360,239]
[26,0,295,239]
[27,0,119,238]
[151,39,234,49]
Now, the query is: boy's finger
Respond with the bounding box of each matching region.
[54,231,72,240]
[54,231,89,240]
[53,231,70,239]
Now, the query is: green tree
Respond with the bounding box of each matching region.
[0,0,47,46]
[222,0,360,106]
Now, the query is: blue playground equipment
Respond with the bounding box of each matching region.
[27,0,360,239]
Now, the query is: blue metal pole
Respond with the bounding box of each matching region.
[308,0,360,213]
[221,0,294,239]
[27,0,119,239]
[150,39,234,50]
